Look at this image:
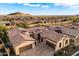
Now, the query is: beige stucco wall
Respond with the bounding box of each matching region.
[40,36,70,52]
[64,38,70,47]
[55,36,70,51]
[14,41,35,55]
[55,37,65,51]
[75,35,79,46]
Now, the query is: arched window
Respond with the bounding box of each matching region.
[65,40,68,44]
[0,41,2,44]
[59,43,61,48]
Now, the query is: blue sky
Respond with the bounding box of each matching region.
[0,3,79,15]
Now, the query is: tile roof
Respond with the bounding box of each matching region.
[40,29,64,44]
[64,24,79,31]
[7,28,35,47]
[27,27,47,34]
[46,26,79,37]
[10,33,34,47]
[60,26,79,37]
[7,27,28,38]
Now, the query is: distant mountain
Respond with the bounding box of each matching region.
[8,12,31,16]
[76,14,79,16]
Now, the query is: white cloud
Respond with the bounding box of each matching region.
[41,5,50,8]
[0,0,79,3]
[49,0,79,3]
[23,3,41,7]
[21,3,50,8]
[1,0,79,9]
[54,3,79,9]
[19,3,79,9]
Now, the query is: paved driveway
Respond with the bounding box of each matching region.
[0,50,3,56]
[20,44,55,56]
[0,53,3,56]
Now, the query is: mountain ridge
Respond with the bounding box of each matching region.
[8,12,31,16]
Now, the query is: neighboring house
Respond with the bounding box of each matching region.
[28,20,40,24]
[64,24,79,32]
[27,27,48,44]
[47,26,79,46]
[40,29,70,51]
[0,21,11,26]
[7,28,35,55]
[60,27,79,46]
[26,27,70,51]
[0,21,16,29]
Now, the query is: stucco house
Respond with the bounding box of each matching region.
[7,28,35,55]
[0,21,11,26]
[7,27,70,55]
[60,27,79,46]
[48,26,79,46]
[40,29,70,51]
[26,27,70,51]
[27,27,47,43]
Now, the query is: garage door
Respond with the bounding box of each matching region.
[19,44,32,53]
[46,41,55,49]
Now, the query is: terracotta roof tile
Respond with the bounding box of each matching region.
[7,28,35,47]
[41,29,64,44]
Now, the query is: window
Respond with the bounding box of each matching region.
[59,43,61,48]
[55,29,62,33]
[30,32,35,38]
[44,21,46,23]
[0,41,2,44]
[65,40,68,44]
[38,33,40,39]
[41,38,43,42]
[16,24,19,25]
[35,41,36,45]
[6,23,10,26]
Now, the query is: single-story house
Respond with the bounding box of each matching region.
[27,27,46,40]
[40,29,70,51]
[48,26,79,46]
[60,27,79,46]
[7,28,35,55]
[64,24,79,32]
[0,21,11,26]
